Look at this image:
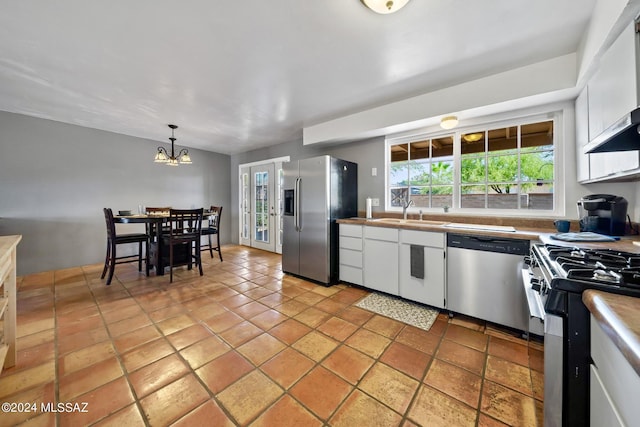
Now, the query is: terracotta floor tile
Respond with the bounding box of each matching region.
[251,394,323,427]
[445,324,488,352]
[218,320,264,347]
[315,297,348,314]
[330,389,403,427]
[59,377,135,426]
[180,335,231,369]
[408,385,477,427]
[128,354,190,398]
[478,413,511,427]
[189,301,228,321]
[17,318,54,338]
[260,347,315,389]
[140,374,210,425]
[220,293,253,309]
[172,400,235,427]
[294,307,331,328]
[424,359,482,408]
[237,333,286,365]
[269,319,312,345]
[91,403,146,427]
[395,325,441,355]
[233,300,270,319]
[203,310,245,333]
[337,306,374,326]
[59,341,116,375]
[17,329,54,352]
[196,350,254,393]
[107,313,152,337]
[292,330,338,362]
[122,337,175,373]
[380,341,431,380]
[485,355,533,396]
[480,381,537,427]
[359,362,419,413]
[363,314,405,339]
[257,292,290,308]
[290,366,352,419]
[322,344,374,385]
[0,382,55,426]
[529,347,544,373]
[166,323,212,350]
[57,326,109,356]
[436,338,486,376]
[113,324,162,354]
[101,303,144,324]
[217,370,283,425]
[294,291,325,306]
[317,316,358,341]
[488,336,529,367]
[249,308,288,330]
[59,356,123,401]
[344,328,391,358]
[275,299,309,317]
[451,314,486,331]
[14,341,55,369]
[156,313,196,336]
[531,369,544,401]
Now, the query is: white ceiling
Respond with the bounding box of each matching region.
[0,0,596,155]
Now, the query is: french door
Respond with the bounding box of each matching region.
[239,161,284,253]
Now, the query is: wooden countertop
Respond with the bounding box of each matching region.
[337,217,640,252]
[583,290,640,376]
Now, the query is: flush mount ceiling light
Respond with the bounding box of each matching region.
[154,124,192,166]
[462,133,483,142]
[440,116,459,130]
[360,0,410,14]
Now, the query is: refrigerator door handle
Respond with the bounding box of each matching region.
[296,178,302,231]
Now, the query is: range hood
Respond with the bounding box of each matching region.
[584,107,640,153]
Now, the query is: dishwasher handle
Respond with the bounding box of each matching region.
[447,233,530,255]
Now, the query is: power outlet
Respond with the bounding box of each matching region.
[371,198,380,207]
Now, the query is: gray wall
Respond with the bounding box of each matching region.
[230,137,386,244]
[0,111,231,275]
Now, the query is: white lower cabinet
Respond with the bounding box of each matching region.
[590,315,640,426]
[339,224,363,285]
[399,229,445,308]
[363,226,399,295]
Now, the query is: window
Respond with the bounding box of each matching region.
[387,117,556,212]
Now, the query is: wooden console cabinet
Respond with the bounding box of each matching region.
[0,235,21,372]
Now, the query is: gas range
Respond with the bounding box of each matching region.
[528,243,640,304]
[523,243,640,427]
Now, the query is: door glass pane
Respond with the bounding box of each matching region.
[241,173,249,239]
[254,171,269,243]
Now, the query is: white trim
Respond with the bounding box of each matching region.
[239,156,290,168]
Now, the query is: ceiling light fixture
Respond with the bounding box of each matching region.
[440,116,459,130]
[154,124,192,166]
[462,133,483,142]
[360,0,410,14]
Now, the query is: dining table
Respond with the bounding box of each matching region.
[114,211,216,276]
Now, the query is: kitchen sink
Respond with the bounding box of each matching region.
[372,218,447,226]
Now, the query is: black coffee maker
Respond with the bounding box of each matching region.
[576,194,628,236]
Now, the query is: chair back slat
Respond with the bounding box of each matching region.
[208,206,222,229]
[103,208,116,240]
[169,208,203,237]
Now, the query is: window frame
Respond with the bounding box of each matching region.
[384,110,565,217]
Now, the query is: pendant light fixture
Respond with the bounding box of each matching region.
[360,0,410,14]
[154,124,192,166]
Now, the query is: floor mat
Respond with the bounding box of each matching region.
[355,292,439,331]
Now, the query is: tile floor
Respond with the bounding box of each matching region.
[1,245,544,426]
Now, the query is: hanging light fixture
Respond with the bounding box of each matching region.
[440,116,459,130]
[360,0,410,14]
[154,124,192,166]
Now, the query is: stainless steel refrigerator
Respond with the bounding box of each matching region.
[282,156,357,285]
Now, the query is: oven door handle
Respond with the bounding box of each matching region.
[522,268,545,320]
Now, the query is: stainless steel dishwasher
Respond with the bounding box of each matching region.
[446,233,530,331]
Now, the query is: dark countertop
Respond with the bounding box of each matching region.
[583,290,640,376]
[337,216,640,253]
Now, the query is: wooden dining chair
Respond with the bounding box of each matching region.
[101,208,150,285]
[163,208,204,283]
[145,206,172,236]
[201,206,223,261]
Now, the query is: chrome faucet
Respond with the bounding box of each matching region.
[402,198,414,220]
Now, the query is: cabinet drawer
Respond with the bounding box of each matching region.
[400,229,444,248]
[364,226,398,242]
[340,224,363,238]
[340,236,362,251]
[340,248,362,268]
[340,265,363,285]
